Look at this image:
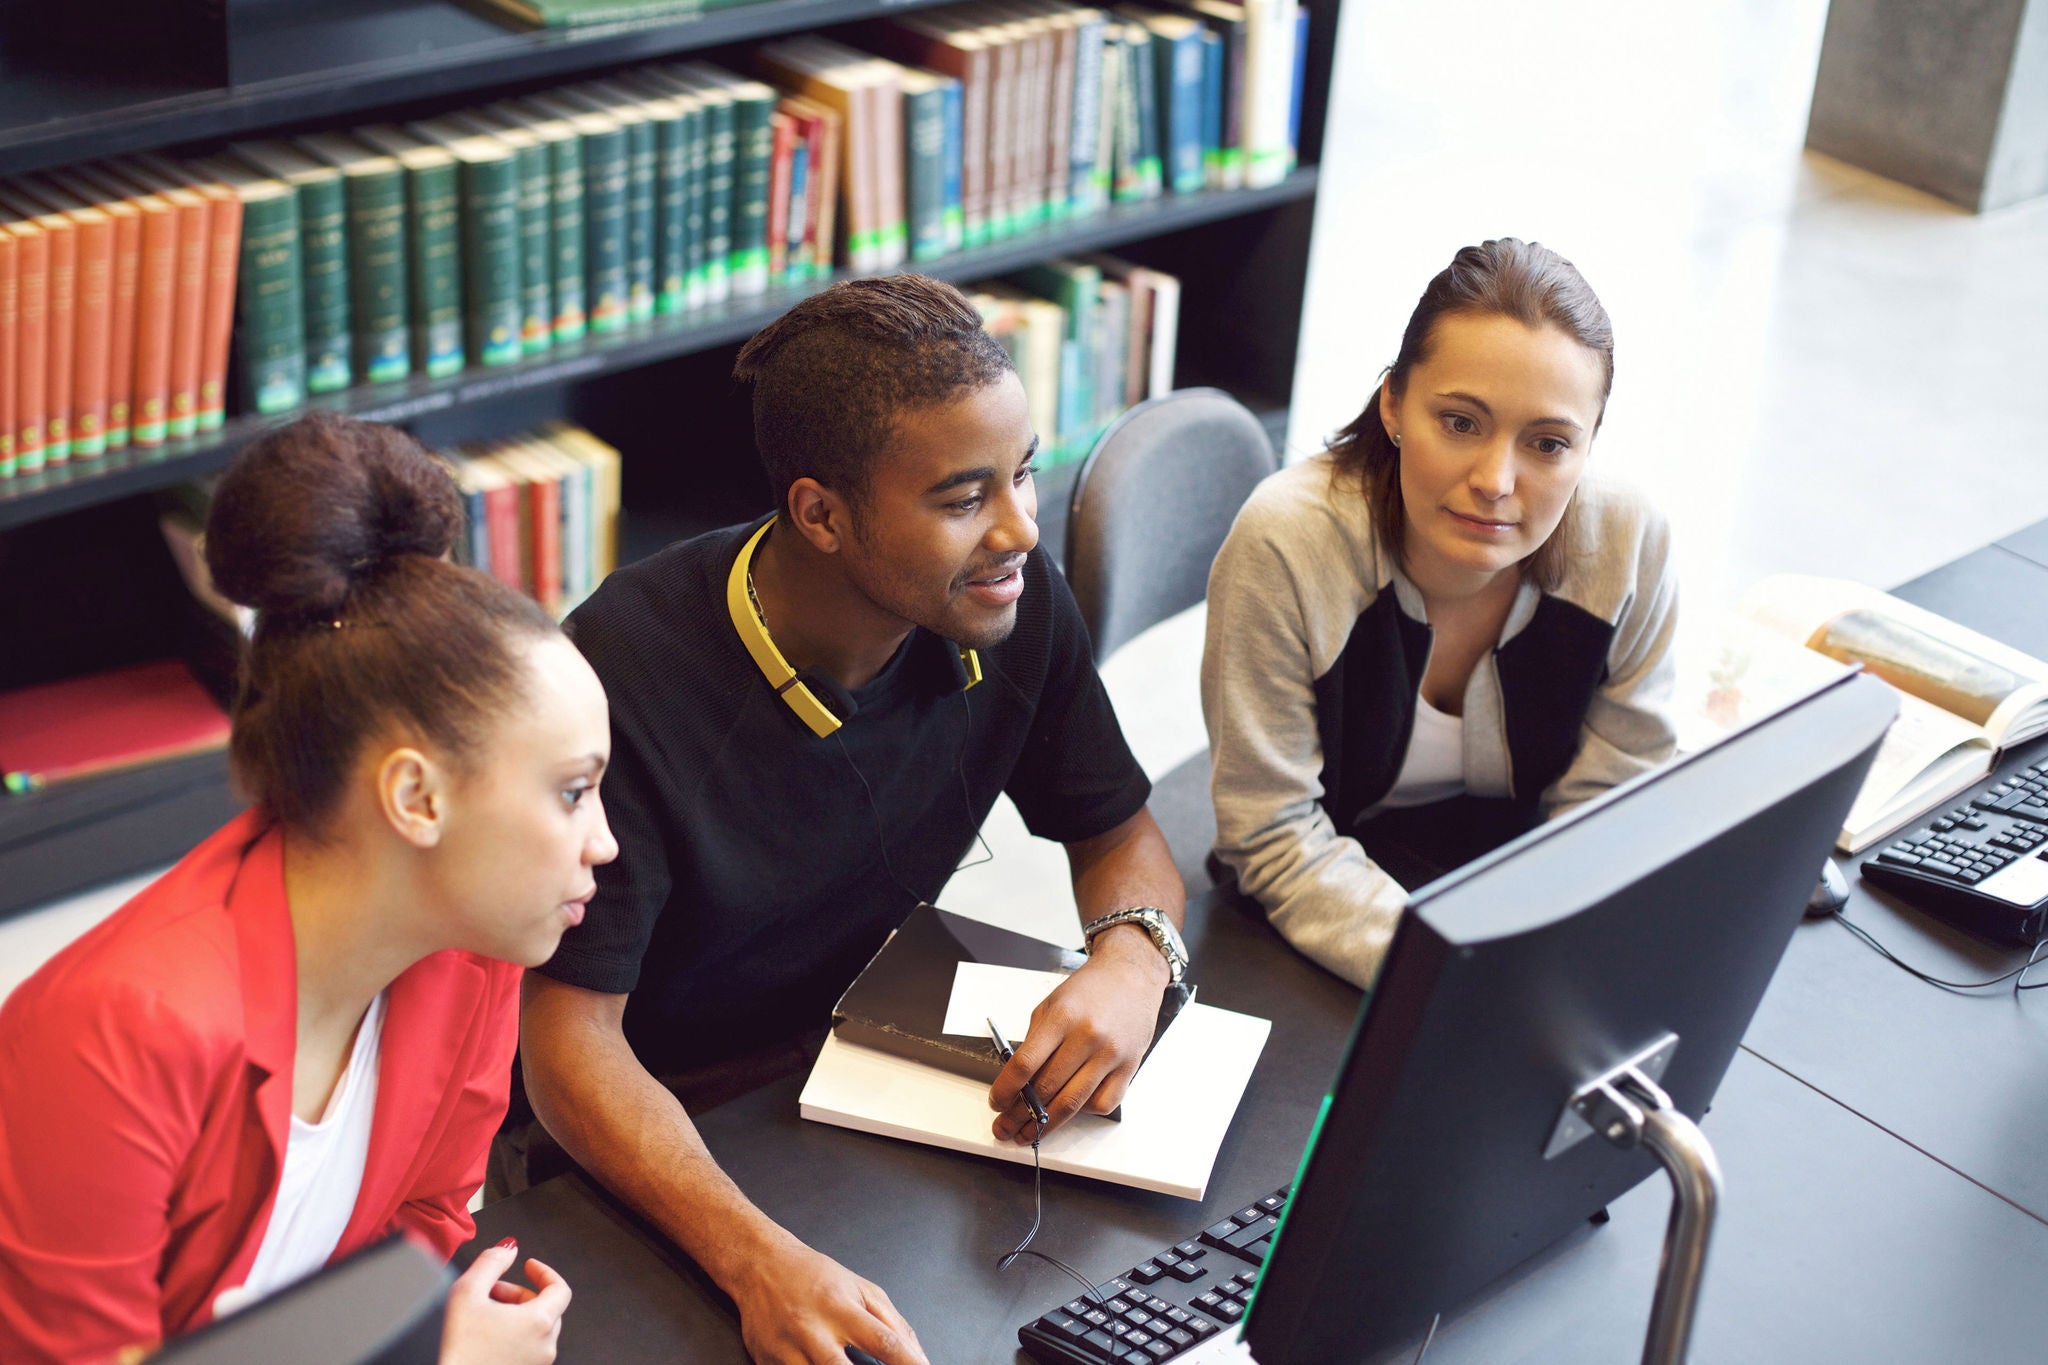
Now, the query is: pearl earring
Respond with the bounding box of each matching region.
[1391,432,1402,447]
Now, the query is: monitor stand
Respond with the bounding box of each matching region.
[1546,1034,1724,1365]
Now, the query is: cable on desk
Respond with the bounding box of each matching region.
[1831,914,2048,996]
[995,1120,1110,1312]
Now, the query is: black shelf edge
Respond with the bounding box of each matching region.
[0,167,1318,530]
[0,0,962,178]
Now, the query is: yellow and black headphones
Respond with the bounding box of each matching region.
[727,518,982,738]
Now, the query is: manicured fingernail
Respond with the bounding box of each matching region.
[496,1237,517,1250]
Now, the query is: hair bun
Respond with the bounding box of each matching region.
[205,412,464,619]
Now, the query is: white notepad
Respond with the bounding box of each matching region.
[799,999,1271,1200]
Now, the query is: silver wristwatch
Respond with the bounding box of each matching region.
[1081,906,1189,984]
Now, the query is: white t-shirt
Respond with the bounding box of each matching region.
[213,991,386,1319]
[1376,695,1467,810]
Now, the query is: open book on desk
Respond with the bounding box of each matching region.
[804,904,1271,1199]
[1676,575,2048,854]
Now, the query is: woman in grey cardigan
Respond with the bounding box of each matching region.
[1202,239,1679,988]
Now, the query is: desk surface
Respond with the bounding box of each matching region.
[469,532,2048,1363]
[472,827,1361,1363]
[1742,548,2048,1223]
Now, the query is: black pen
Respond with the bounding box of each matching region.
[987,1017,1050,1130]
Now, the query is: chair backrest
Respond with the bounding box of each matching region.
[1063,388,1278,662]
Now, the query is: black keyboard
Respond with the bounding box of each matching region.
[1016,1187,1289,1364]
[1860,759,2048,944]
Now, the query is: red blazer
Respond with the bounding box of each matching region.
[0,810,522,1364]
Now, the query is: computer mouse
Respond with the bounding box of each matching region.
[1805,860,1850,918]
[846,1350,884,1365]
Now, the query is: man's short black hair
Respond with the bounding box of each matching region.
[732,275,1016,511]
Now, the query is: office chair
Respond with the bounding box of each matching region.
[1063,388,1278,663]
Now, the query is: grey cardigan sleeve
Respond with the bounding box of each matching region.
[1543,499,1681,816]
[1200,504,1407,989]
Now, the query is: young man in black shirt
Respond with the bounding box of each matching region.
[517,276,1188,1365]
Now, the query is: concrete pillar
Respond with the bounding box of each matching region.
[1806,0,2048,211]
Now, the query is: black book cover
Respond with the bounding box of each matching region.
[832,902,1194,1099]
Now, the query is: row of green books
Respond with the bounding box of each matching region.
[218,61,804,415]
[973,255,1181,468]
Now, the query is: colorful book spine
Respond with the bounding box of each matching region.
[723,79,777,297]
[786,135,811,282]
[1198,27,1225,189]
[566,88,656,323]
[623,85,691,315]
[232,142,354,396]
[1013,258,1101,455]
[199,160,306,416]
[0,229,15,477]
[514,107,589,342]
[6,194,77,463]
[180,167,244,433]
[766,110,796,282]
[355,129,464,379]
[1125,26,1165,198]
[539,421,622,581]
[20,183,114,461]
[501,131,557,352]
[1068,11,1108,213]
[84,171,176,448]
[783,95,841,284]
[865,19,991,249]
[677,96,709,308]
[695,84,737,302]
[297,136,411,384]
[64,201,113,458]
[414,123,524,369]
[347,161,412,384]
[407,149,466,378]
[900,73,951,264]
[937,77,965,251]
[295,171,353,391]
[1096,28,1122,208]
[4,218,46,471]
[1187,0,1248,189]
[1287,1,1307,169]
[1041,12,1078,224]
[1161,21,1209,193]
[617,104,659,322]
[530,96,628,335]
[49,173,138,449]
[981,27,1021,238]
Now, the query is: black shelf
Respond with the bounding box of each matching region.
[0,168,1317,530]
[0,0,963,178]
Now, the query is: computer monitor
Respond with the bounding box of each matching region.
[1241,671,1896,1365]
[154,1235,450,1365]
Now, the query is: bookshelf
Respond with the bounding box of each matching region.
[0,0,1341,918]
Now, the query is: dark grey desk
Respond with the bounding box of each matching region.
[469,527,2048,1362]
[471,812,1361,1363]
[1743,548,2048,1223]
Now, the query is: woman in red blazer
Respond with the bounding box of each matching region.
[0,414,617,1365]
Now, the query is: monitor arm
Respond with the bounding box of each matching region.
[1550,1034,1725,1365]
